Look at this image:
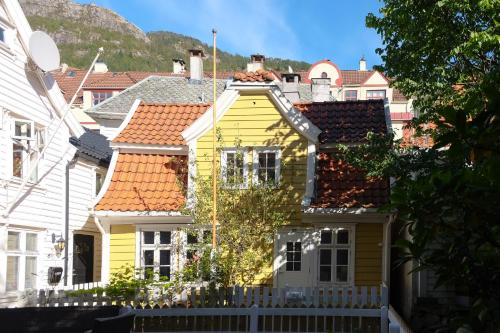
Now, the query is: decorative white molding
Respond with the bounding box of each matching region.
[303,141,316,206]
[186,140,197,208]
[91,149,119,208]
[108,99,141,142]
[110,142,188,155]
[94,212,192,224]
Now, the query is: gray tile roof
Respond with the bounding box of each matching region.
[70,128,112,165]
[86,76,228,120]
[277,82,313,102]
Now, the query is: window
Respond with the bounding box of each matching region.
[253,148,280,186]
[345,90,358,101]
[92,91,113,106]
[318,228,353,284]
[221,148,248,188]
[6,231,38,292]
[321,72,328,78]
[11,119,45,182]
[286,242,301,271]
[95,172,104,196]
[366,90,386,100]
[0,26,5,43]
[140,231,171,280]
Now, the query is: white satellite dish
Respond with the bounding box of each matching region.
[29,31,60,72]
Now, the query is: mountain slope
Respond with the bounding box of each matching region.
[19,0,310,72]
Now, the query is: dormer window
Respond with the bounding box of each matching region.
[92,91,113,106]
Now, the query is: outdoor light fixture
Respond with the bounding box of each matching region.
[52,233,65,256]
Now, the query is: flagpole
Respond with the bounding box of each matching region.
[211,29,217,250]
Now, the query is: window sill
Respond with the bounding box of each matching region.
[5,177,47,194]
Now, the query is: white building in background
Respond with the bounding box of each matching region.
[0,0,109,305]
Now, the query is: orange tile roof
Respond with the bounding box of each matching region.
[95,153,186,211]
[233,69,276,82]
[113,103,210,145]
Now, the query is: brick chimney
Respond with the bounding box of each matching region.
[172,58,186,74]
[189,49,204,82]
[311,78,332,102]
[247,54,265,72]
[359,56,367,71]
[281,73,301,103]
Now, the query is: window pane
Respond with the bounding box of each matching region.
[143,232,154,245]
[143,250,154,266]
[144,267,154,280]
[187,250,196,260]
[286,252,294,262]
[258,168,266,183]
[286,262,294,271]
[95,173,103,195]
[6,256,19,291]
[319,266,332,282]
[25,256,37,289]
[14,121,32,138]
[337,230,349,244]
[160,231,171,245]
[319,249,331,265]
[258,154,266,168]
[286,242,293,251]
[26,233,37,252]
[267,169,275,183]
[160,250,170,265]
[0,27,4,42]
[294,262,301,271]
[294,242,301,251]
[8,232,20,250]
[203,230,211,243]
[336,266,348,282]
[13,144,23,178]
[320,230,332,244]
[337,249,349,266]
[187,232,198,244]
[267,153,275,166]
[159,266,170,279]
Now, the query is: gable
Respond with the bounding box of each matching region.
[361,71,389,86]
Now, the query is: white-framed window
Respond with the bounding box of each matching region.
[0,26,5,43]
[252,147,281,186]
[366,90,386,100]
[345,90,358,101]
[95,171,104,196]
[221,147,248,188]
[92,91,113,106]
[0,16,13,50]
[285,241,302,271]
[140,230,172,280]
[318,227,355,285]
[11,118,46,182]
[6,230,39,292]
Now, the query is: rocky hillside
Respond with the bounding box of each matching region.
[19,0,310,72]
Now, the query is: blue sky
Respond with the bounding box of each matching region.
[78,0,384,70]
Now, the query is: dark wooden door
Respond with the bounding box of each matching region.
[73,234,94,284]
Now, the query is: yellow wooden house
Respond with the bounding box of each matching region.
[92,70,392,289]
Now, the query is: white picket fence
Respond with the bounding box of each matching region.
[23,285,401,333]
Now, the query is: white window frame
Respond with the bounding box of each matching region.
[138,229,174,281]
[0,16,15,54]
[221,147,249,189]
[366,90,386,100]
[10,118,46,182]
[5,229,40,293]
[93,168,105,198]
[317,226,355,286]
[345,90,358,101]
[252,147,281,186]
[91,91,113,106]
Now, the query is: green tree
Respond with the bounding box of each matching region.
[338,1,499,331]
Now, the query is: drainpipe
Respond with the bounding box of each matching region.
[64,154,79,286]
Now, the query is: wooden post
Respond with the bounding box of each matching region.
[389,323,401,333]
[381,305,389,333]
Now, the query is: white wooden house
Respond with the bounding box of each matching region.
[0,0,110,305]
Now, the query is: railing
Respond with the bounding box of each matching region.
[23,285,401,333]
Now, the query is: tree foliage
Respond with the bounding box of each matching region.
[336,1,500,331]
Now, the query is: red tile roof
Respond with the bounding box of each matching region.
[95,153,186,211]
[312,152,390,208]
[392,89,408,102]
[341,70,374,85]
[233,69,276,82]
[113,103,210,145]
[294,100,388,144]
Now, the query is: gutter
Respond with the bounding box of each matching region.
[64,154,79,286]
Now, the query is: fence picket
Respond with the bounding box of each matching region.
[200,287,206,307]
[272,288,278,307]
[313,287,319,308]
[361,287,368,307]
[246,287,253,307]
[263,287,269,307]
[253,287,260,305]
[370,287,377,306]
[352,286,358,307]
[332,287,339,306]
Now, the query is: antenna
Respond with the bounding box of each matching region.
[29,31,60,72]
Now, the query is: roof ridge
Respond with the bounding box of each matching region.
[140,102,212,107]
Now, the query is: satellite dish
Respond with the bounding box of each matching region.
[29,31,60,72]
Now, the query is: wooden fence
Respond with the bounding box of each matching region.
[24,285,401,333]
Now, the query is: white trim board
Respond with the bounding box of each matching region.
[108,99,141,142]
[110,142,188,155]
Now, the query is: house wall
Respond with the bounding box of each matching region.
[98,118,123,139]
[195,93,309,225]
[68,161,104,283]
[109,224,135,274]
[355,223,383,286]
[0,0,78,294]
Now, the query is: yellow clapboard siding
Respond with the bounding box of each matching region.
[355,223,383,286]
[109,224,135,274]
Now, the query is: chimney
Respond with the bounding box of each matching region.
[93,61,108,73]
[311,78,332,102]
[247,54,265,72]
[172,58,186,74]
[189,49,204,82]
[359,56,367,71]
[281,73,301,103]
